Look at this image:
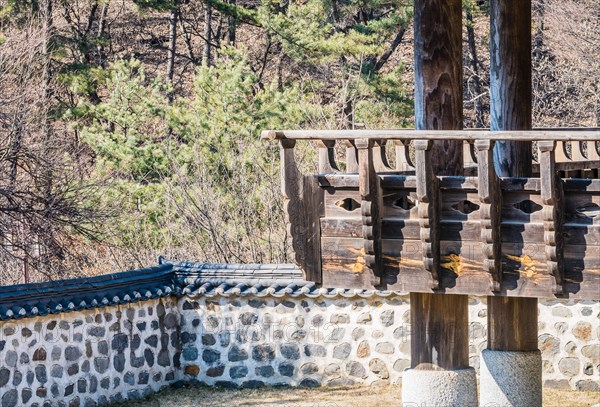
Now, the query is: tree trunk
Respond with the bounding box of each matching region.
[228,0,236,45]
[466,8,484,128]
[167,6,178,103]
[97,0,109,68]
[203,2,213,66]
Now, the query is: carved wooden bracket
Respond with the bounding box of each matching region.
[476,139,502,292]
[317,140,339,174]
[538,140,564,294]
[414,140,440,289]
[356,138,383,285]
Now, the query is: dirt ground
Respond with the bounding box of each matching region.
[116,383,600,407]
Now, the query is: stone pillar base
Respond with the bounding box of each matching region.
[480,349,542,407]
[401,367,478,407]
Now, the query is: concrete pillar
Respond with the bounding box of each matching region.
[480,350,542,407]
[403,368,478,407]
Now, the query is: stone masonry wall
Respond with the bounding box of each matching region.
[0,292,597,406]
[179,295,599,392]
[0,297,180,407]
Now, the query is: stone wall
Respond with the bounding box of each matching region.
[178,294,599,392]
[0,283,598,406]
[0,297,180,407]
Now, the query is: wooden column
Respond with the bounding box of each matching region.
[488,0,538,352]
[414,0,463,175]
[410,0,469,370]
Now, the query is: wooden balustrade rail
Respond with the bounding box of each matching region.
[265,128,600,300]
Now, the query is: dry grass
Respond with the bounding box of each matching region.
[116,383,600,407]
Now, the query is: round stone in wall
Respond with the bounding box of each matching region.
[581,344,600,363]
[572,321,592,340]
[1,389,18,407]
[333,343,351,359]
[380,310,395,327]
[346,361,366,378]
[304,344,326,357]
[230,365,248,379]
[393,358,410,372]
[554,322,568,334]
[551,306,572,318]
[369,358,389,379]
[565,341,577,354]
[351,327,365,340]
[203,349,221,364]
[325,363,340,375]
[375,342,394,355]
[300,363,318,375]
[558,357,580,377]
[280,343,300,360]
[357,340,370,358]
[538,333,559,357]
[357,313,372,324]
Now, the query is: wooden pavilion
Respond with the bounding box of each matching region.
[264,0,599,405]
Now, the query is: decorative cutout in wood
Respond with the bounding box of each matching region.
[393,196,416,210]
[335,198,361,212]
[451,200,480,215]
[575,203,600,219]
[513,200,543,214]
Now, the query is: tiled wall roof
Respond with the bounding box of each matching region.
[0,258,406,320]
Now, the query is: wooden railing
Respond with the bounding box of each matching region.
[263,128,600,300]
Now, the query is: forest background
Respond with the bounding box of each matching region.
[0,0,597,284]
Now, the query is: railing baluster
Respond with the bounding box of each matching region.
[414,140,440,289]
[539,141,564,294]
[463,140,478,167]
[395,140,414,172]
[476,140,502,292]
[345,140,359,173]
[356,138,382,285]
[317,140,339,174]
[373,140,393,172]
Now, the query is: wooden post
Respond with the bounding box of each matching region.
[490,0,533,176]
[414,140,440,289]
[280,140,323,284]
[356,138,383,285]
[402,0,477,405]
[482,0,543,405]
[488,0,538,353]
[476,139,502,292]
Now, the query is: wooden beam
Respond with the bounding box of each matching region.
[261,128,600,142]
